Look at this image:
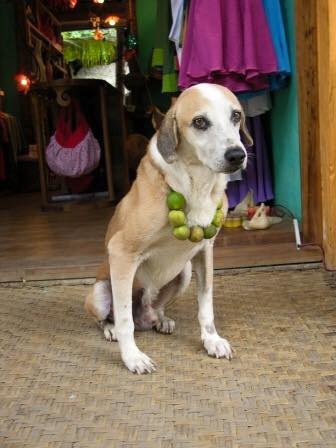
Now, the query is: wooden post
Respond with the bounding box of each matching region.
[116,27,130,194]
[100,84,115,202]
[31,94,48,209]
[296,0,323,244]
[316,0,336,269]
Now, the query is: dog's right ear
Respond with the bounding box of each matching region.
[156,107,178,163]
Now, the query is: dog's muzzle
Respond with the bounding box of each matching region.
[222,146,246,173]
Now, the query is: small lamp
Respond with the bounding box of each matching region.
[105,15,120,26]
[14,74,31,94]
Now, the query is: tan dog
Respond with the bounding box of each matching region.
[85,83,252,373]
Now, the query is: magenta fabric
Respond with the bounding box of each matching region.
[179,0,278,92]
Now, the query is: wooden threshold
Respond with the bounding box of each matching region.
[0,194,323,282]
[0,244,322,283]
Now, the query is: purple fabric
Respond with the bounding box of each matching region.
[179,0,278,92]
[226,116,274,208]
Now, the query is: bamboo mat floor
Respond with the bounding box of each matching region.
[0,267,336,448]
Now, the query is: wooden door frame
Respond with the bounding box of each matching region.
[296,0,336,269]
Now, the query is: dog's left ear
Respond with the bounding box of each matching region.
[240,109,253,147]
[156,107,179,163]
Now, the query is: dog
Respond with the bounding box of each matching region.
[85,83,252,373]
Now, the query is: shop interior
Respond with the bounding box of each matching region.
[0,0,322,282]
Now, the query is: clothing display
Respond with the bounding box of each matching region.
[226,116,274,209]
[263,0,291,89]
[152,0,178,93]
[178,0,278,92]
[239,93,272,117]
[146,0,292,207]
[0,112,25,184]
[45,102,101,178]
[169,0,184,64]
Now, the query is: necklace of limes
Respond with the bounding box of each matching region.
[167,190,224,242]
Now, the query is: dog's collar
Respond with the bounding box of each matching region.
[166,190,224,242]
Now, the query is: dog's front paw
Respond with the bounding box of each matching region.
[122,350,156,374]
[203,336,233,360]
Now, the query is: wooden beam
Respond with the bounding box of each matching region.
[296,0,322,244]
[100,85,115,202]
[316,0,336,269]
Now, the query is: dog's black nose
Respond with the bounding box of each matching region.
[225,147,246,165]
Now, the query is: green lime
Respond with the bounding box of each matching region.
[173,225,190,240]
[168,210,186,227]
[212,210,225,227]
[203,224,217,239]
[217,199,223,210]
[167,191,186,210]
[189,226,204,242]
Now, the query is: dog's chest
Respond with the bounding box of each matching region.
[136,228,206,290]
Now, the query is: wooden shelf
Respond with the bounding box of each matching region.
[53,62,68,76]
[17,155,38,162]
[37,0,61,27]
[27,21,63,56]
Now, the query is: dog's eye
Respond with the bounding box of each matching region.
[192,116,210,130]
[232,110,242,124]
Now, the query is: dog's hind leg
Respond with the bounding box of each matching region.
[132,288,159,331]
[84,261,116,341]
[153,261,192,334]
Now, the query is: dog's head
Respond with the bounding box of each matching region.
[156,84,253,174]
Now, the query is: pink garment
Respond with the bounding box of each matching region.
[46,130,101,178]
[179,0,278,92]
[45,102,101,178]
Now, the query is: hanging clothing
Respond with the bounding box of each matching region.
[152,0,178,93]
[0,112,22,188]
[262,0,291,89]
[226,116,274,208]
[179,0,278,92]
[169,0,184,65]
[0,116,8,181]
[239,92,272,117]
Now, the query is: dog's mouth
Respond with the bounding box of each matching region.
[220,163,245,174]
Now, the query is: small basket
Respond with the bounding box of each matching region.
[223,215,242,228]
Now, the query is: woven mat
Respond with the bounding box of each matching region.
[1,268,336,448]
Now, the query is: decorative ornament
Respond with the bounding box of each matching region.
[90,16,104,41]
[94,28,104,40]
[49,0,76,9]
[242,203,282,230]
[105,15,120,26]
[126,34,138,50]
[14,74,31,94]
[166,190,224,242]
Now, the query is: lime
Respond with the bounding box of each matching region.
[167,191,186,210]
[189,226,204,242]
[212,210,225,227]
[168,210,186,227]
[217,199,223,210]
[173,225,190,240]
[203,224,217,239]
